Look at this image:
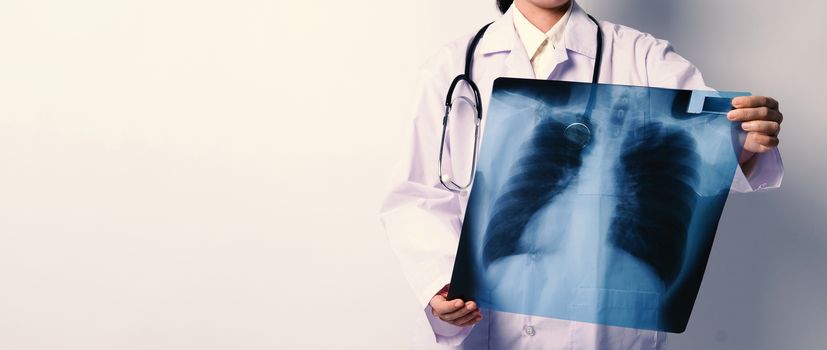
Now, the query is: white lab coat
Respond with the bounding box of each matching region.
[379,2,784,349]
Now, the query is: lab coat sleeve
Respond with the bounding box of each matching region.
[378,49,475,346]
[644,37,784,193]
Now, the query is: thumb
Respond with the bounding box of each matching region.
[430,294,465,315]
[429,294,447,316]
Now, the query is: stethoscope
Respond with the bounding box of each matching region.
[438,14,604,193]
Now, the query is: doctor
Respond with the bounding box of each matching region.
[380,0,784,348]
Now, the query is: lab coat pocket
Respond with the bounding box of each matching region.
[568,288,662,350]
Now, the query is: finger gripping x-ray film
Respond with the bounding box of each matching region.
[448,78,748,333]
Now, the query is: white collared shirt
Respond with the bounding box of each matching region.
[511,2,572,79]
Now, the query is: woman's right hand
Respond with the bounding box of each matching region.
[429,284,483,327]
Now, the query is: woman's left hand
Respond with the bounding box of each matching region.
[727,95,783,154]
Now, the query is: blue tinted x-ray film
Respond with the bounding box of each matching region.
[448,78,747,333]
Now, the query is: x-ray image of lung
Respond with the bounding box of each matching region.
[448,78,748,333]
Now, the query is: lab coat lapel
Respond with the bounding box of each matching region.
[504,37,535,79]
[541,1,600,80]
[564,1,599,60]
[478,1,600,82]
[472,1,602,127]
[477,5,534,80]
[557,1,600,82]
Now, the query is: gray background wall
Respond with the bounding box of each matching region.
[0,0,823,349]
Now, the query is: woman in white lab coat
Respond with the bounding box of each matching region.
[379,0,784,348]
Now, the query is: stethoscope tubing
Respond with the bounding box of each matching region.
[438,13,603,193]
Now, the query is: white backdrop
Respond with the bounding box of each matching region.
[0,0,824,349]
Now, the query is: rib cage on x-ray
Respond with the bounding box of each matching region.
[481,98,701,288]
[482,116,586,266]
[610,123,700,286]
[448,78,746,333]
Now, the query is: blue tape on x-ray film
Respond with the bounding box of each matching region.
[686,90,750,114]
[448,78,748,333]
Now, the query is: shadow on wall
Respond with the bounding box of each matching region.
[679,182,827,350]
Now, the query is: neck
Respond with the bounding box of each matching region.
[514,0,572,32]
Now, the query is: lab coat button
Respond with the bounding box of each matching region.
[525,325,536,336]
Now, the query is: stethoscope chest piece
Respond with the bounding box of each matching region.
[564,122,591,149]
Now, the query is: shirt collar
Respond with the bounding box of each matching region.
[511,2,572,59]
[478,1,599,59]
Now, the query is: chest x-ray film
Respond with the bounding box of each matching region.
[448,78,748,333]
